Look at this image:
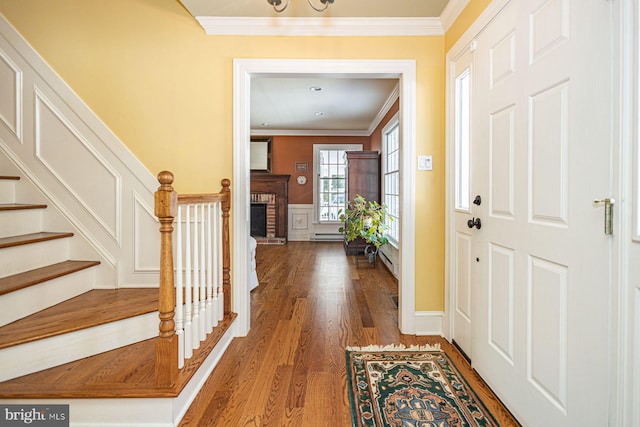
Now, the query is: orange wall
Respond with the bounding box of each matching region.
[370,99,400,153]
[270,135,371,204]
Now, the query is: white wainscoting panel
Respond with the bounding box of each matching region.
[35,90,121,243]
[288,204,313,241]
[288,204,344,241]
[0,48,21,141]
[134,191,161,273]
[0,15,161,287]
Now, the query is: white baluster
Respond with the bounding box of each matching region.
[216,202,224,322]
[206,202,214,332]
[176,205,185,368]
[199,203,207,342]
[184,204,192,359]
[192,204,200,349]
[212,202,220,327]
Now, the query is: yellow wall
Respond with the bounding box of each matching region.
[445,0,493,52]
[0,0,445,311]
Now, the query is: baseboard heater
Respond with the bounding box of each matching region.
[379,249,399,278]
[310,233,343,241]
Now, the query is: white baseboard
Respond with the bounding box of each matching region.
[414,311,444,336]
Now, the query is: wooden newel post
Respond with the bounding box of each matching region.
[221,179,231,315]
[154,171,178,387]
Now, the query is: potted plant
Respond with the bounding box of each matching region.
[339,195,391,264]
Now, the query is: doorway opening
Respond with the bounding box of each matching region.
[232,59,417,336]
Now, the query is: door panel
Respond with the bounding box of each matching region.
[454,231,472,354]
[487,243,514,363]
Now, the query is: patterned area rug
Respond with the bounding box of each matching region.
[346,345,500,426]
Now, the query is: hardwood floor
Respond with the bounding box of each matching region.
[180,242,520,426]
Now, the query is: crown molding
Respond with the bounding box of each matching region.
[250,128,370,136]
[367,82,400,135]
[439,0,470,31]
[196,16,444,36]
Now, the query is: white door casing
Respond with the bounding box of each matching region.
[619,0,640,424]
[233,59,417,335]
[448,0,615,425]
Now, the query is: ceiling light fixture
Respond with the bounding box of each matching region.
[309,86,323,92]
[267,0,335,13]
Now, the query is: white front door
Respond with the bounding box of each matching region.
[451,0,614,425]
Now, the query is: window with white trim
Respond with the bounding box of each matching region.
[313,144,362,223]
[382,114,400,246]
[455,68,471,211]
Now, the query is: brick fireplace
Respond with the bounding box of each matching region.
[250,174,290,245]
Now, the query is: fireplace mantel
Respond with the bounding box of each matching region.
[250,174,290,243]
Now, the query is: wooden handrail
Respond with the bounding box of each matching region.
[178,193,227,204]
[154,171,232,387]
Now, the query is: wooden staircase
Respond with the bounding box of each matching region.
[0,174,158,387]
[0,171,237,427]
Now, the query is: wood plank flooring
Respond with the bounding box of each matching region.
[180,242,520,426]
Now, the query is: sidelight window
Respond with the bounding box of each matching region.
[455,68,471,211]
[382,113,400,246]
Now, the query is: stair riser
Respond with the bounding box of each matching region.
[0,210,43,238]
[0,180,16,204]
[0,269,94,327]
[0,312,158,382]
[0,326,237,427]
[0,239,70,278]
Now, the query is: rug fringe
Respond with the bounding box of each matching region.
[346,343,441,352]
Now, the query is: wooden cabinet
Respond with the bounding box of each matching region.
[343,151,380,255]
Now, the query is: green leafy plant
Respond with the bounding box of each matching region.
[338,195,391,250]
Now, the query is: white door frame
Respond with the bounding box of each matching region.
[232,58,417,336]
[616,0,637,424]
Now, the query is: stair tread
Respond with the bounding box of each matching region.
[0,176,20,180]
[0,260,100,296]
[0,203,47,211]
[0,232,74,249]
[0,289,158,349]
[0,313,236,399]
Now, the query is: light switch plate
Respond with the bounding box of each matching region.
[418,155,433,171]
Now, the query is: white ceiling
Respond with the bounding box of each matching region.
[178,0,454,135]
[250,77,399,135]
[180,0,449,18]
